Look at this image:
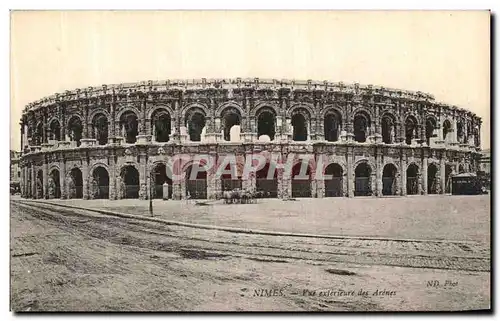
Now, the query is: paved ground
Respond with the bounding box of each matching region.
[32,195,491,243]
[10,199,491,311]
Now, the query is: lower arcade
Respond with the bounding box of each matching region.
[20,141,477,201]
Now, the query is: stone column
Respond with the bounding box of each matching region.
[375,151,382,197]
[59,158,66,199]
[400,155,407,196]
[422,157,428,195]
[42,160,48,199]
[347,148,354,197]
[109,150,117,200]
[82,159,89,200]
[31,164,36,199]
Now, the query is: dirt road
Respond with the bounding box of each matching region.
[10,200,490,311]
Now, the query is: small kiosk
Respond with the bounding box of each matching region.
[451,173,483,195]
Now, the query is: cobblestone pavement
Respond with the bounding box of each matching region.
[15,200,490,272]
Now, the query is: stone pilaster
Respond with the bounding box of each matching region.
[400,155,407,196]
[422,157,428,195]
[375,150,382,197]
[347,148,354,197]
[109,150,117,200]
[31,164,36,199]
[82,159,89,200]
[59,158,67,199]
[42,160,48,199]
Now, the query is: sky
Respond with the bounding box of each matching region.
[10,10,490,150]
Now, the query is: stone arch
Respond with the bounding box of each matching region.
[67,115,83,146]
[427,162,439,194]
[425,116,438,145]
[91,166,110,199]
[48,168,61,199]
[405,115,419,145]
[287,103,315,119]
[382,163,398,196]
[323,108,343,142]
[184,163,208,199]
[181,103,209,121]
[120,165,140,199]
[67,167,83,199]
[252,103,279,117]
[406,163,419,195]
[324,162,344,197]
[216,102,245,118]
[353,109,372,143]
[91,112,109,145]
[34,121,44,146]
[184,106,207,142]
[118,109,139,144]
[380,111,397,144]
[354,161,373,196]
[442,119,453,142]
[48,117,61,141]
[220,106,242,142]
[152,162,173,199]
[256,106,277,141]
[456,119,465,144]
[291,161,313,198]
[88,108,110,126]
[147,104,175,120]
[291,107,311,142]
[151,107,172,142]
[255,160,279,198]
[115,106,141,123]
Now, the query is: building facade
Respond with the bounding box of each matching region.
[10,150,21,184]
[19,78,482,200]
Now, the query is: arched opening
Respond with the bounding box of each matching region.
[67,116,83,147]
[324,111,341,142]
[153,163,173,199]
[324,163,343,197]
[120,111,139,144]
[427,163,439,194]
[355,163,372,196]
[291,162,312,197]
[221,108,241,142]
[426,118,437,146]
[445,164,454,193]
[92,166,109,199]
[48,169,61,199]
[152,110,171,143]
[474,125,480,147]
[36,170,43,199]
[381,115,396,144]
[68,168,83,199]
[353,113,370,143]
[458,164,465,174]
[457,122,464,143]
[185,164,207,199]
[291,110,308,141]
[382,164,397,196]
[405,116,418,145]
[92,114,108,145]
[121,166,140,199]
[443,120,452,142]
[49,119,61,141]
[186,110,206,142]
[256,162,278,198]
[221,162,242,192]
[406,164,419,195]
[35,122,44,146]
[257,110,276,141]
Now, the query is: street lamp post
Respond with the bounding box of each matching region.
[149,170,154,216]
